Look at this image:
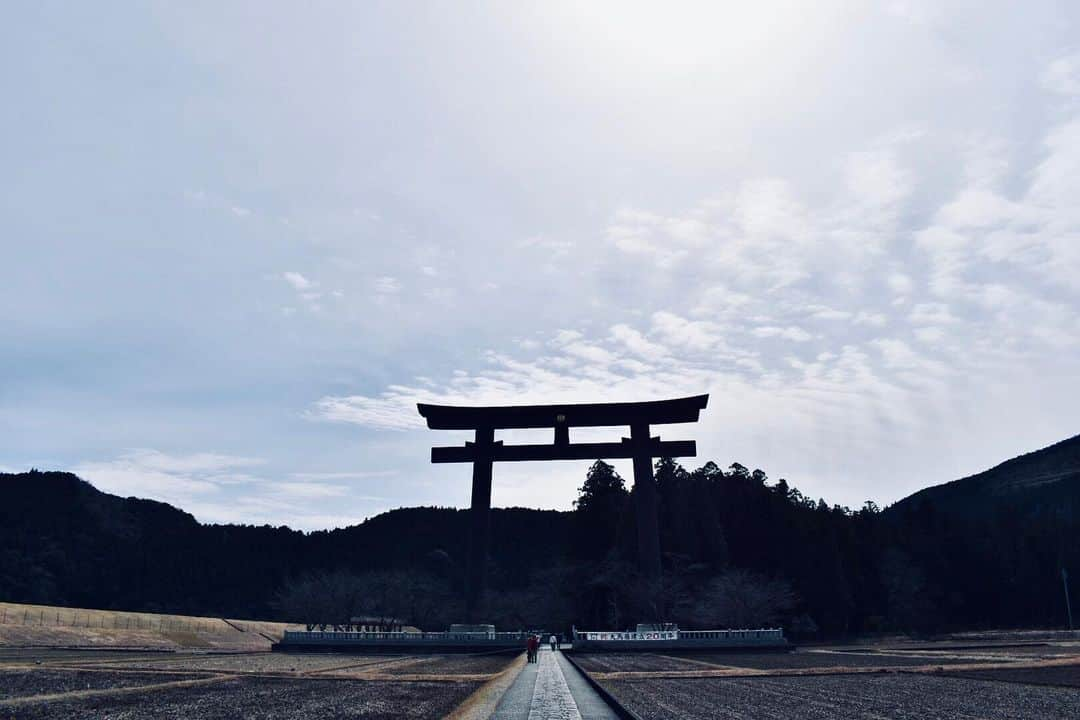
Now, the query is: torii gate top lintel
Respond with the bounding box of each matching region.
[418,394,708,463]
[417,393,708,430]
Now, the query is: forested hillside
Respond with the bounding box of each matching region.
[2,435,1077,638]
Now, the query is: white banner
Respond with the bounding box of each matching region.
[584,631,678,641]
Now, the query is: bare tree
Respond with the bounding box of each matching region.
[273,569,454,630]
[690,569,798,629]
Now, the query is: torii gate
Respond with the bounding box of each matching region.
[417,394,708,622]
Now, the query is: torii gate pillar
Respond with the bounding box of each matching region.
[630,421,662,583]
[466,427,494,622]
[418,394,708,623]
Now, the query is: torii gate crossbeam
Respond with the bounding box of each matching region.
[418,394,708,622]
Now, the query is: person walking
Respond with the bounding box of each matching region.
[526,633,538,663]
[549,634,557,652]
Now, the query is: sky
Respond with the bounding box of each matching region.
[2,1,1079,530]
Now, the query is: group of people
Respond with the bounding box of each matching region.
[524,633,561,662]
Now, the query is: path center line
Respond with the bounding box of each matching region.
[528,649,581,720]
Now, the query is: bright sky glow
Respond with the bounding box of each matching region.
[2,2,1079,529]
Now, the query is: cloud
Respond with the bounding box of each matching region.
[909,303,957,325]
[610,323,668,358]
[304,102,1080,512]
[752,325,813,342]
[605,207,710,268]
[72,450,377,530]
[844,146,911,214]
[518,235,574,259]
[266,481,351,499]
[73,450,262,509]
[853,311,888,327]
[290,471,398,480]
[14,6,1080,524]
[562,342,615,365]
[808,306,852,321]
[280,271,329,313]
[1042,51,1080,96]
[650,311,724,352]
[913,326,945,343]
[283,272,314,291]
[374,276,401,294]
[887,273,913,295]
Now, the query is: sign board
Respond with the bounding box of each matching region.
[584,631,679,641]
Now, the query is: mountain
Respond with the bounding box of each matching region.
[0,470,569,621]
[883,434,1079,633]
[2,434,1078,637]
[890,433,1080,515]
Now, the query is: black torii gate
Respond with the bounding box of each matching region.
[417,394,708,622]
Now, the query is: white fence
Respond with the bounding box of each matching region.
[577,628,784,643]
[282,630,529,643]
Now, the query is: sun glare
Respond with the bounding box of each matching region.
[552,0,821,71]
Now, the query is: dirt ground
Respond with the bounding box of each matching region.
[0,648,515,719]
[577,640,1080,719]
[602,674,1080,719]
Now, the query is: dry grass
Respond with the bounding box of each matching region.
[0,601,301,651]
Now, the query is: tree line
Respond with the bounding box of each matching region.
[2,454,1077,638]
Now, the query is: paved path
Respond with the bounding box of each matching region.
[492,648,619,720]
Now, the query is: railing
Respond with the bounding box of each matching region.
[283,627,786,643]
[576,628,784,642]
[282,630,530,642]
[678,629,784,641]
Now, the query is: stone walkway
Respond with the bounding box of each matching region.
[492,648,619,720]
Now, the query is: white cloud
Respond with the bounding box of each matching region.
[73,450,261,512]
[651,311,724,352]
[853,311,888,327]
[909,303,957,325]
[913,326,945,343]
[518,235,574,258]
[267,481,350,499]
[606,208,708,267]
[291,471,397,480]
[562,342,615,365]
[374,276,401,294]
[17,4,1080,523]
[752,325,813,342]
[551,329,584,346]
[809,306,852,321]
[1042,52,1080,96]
[610,323,668,358]
[845,147,911,213]
[283,271,313,290]
[887,273,913,295]
[73,450,381,530]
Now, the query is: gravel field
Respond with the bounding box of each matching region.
[948,664,1080,688]
[574,650,988,673]
[671,650,991,669]
[0,668,203,699]
[379,652,516,676]
[0,649,176,666]
[5,676,480,719]
[932,645,1080,659]
[101,652,404,673]
[572,653,719,673]
[602,674,1080,719]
